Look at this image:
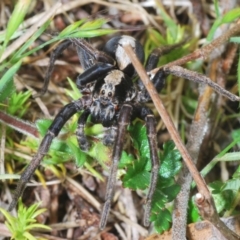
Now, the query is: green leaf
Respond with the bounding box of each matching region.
[214,0,220,18]
[118,151,135,169]
[222,178,240,191]
[87,141,112,166]
[3,0,31,49]
[25,223,51,231]
[0,208,15,227]
[84,123,104,136]
[233,165,240,178]
[206,17,223,41]
[209,181,236,213]
[161,183,181,202]
[157,5,178,40]
[150,208,172,233]
[151,179,180,214]
[129,121,150,162]
[0,60,21,102]
[1,199,50,239]
[23,231,37,240]
[15,37,58,60]
[30,208,47,219]
[67,137,87,167]
[59,19,86,37]
[35,119,52,136]
[230,37,240,43]
[10,20,51,63]
[66,29,117,39]
[123,157,150,190]
[232,128,240,142]
[207,8,240,41]
[237,51,240,105]
[80,18,108,30]
[7,90,31,116]
[188,197,201,223]
[66,77,81,100]
[159,141,182,178]
[221,8,240,24]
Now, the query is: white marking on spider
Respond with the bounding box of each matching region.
[104,70,124,86]
[115,36,136,71]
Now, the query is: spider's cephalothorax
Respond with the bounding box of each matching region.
[8,35,166,229]
[77,36,144,128]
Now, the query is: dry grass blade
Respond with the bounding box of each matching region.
[150,22,240,75]
[0,2,62,63]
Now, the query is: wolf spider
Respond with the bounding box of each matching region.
[9,35,172,229]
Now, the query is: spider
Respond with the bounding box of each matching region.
[8,35,172,229]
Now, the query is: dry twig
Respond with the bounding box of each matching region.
[123,41,240,239]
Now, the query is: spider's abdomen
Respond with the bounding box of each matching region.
[103,36,145,77]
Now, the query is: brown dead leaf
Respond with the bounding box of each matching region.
[101,232,119,240]
[145,216,240,240]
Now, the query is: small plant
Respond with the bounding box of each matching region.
[120,122,182,233]
[0,199,50,240]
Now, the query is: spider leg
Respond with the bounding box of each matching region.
[35,38,116,97]
[34,40,72,97]
[146,48,167,92]
[76,63,115,89]
[8,97,91,211]
[144,114,159,226]
[138,42,187,102]
[133,106,160,226]
[76,109,91,151]
[100,104,133,229]
[70,38,115,67]
[103,124,118,146]
[138,48,166,102]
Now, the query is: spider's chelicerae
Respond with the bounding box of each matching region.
[9,35,168,229]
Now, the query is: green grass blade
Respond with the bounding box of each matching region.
[2,0,32,50]
[23,232,37,240]
[10,20,51,63]
[0,60,22,102]
[221,8,240,24]
[59,19,86,37]
[238,50,240,100]
[66,29,117,38]
[0,208,16,227]
[214,0,220,18]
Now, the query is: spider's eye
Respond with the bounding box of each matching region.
[101,90,105,95]
[108,92,112,97]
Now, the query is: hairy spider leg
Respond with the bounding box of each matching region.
[8,97,91,211]
[103,124,118,146]
[34,40,72,98]
[100,104,160,229]
[76,62,115,89]
[144,114,159,226]
[76,110,118,151]
[131,105,160,226]
[36,38,116,98]
[76,109,91,151]
[70,38,115,68]
[138,42,187,103]
[100,104,133,230]
[137,48,167,102]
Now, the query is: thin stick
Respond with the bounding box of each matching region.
[123,44,240,240]
[150,22,240,75]
[164,65,240,101]
[124,44,208,194]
